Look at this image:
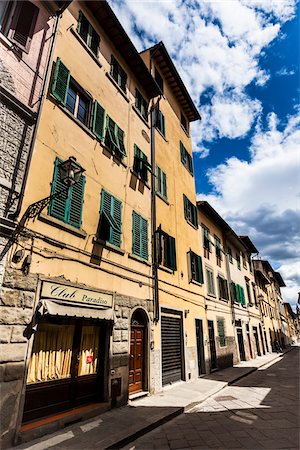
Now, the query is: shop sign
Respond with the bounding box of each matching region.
[41,281,113,308]
[86,355,94,363]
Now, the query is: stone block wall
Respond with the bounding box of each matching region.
[216,336,238,368]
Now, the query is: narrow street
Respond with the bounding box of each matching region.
[123,349,299,450]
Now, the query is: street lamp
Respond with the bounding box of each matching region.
[59,156,85,186]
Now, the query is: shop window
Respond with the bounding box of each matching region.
[1,1,39,52]
[183,195,198,228]
[110,55,127,92]
[202,225,211,259]
[155,228,177,271]
[104,116,127,159]
[218,275,229,301]
[180,141,193,175]
[133,145,150,183]
[154,67,163,93]
[156,165,167,200]
[217,318,226,347]
[135,89,148,121]
[132,211,148,260]
[48,158,85,229]
[206,268,215,296]
[77,11,100,56]
[98,189,122,247]
[155,108,165,137]
[188,250,203,284]
[51,58,91,127]
[78,326,99,376]
[215,236,222,267]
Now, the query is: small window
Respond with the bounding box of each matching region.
[135,89,148,121]
[183,195,198,228]
[217,318,226,347]
[77,11,100,56]
[245,278,252,305]
[227,247,233,263]
[202,225,211,259]
[248,254,253,272]
[180,142,193,175]
[154,67,163,93]
[155,228,176,271]
[236,252,241,270]
[242,252,247,269]
[66,80,91,126]
[215,236,222,266]
[155,108,165,137]
[188,251,203,284]
[110,55,127,92]
[252,282,258,307]
[206,268,215,296]
[98,190,122,247]
[218,276,229,301]
[156,165,167,200]
[181,113,188,133]
[48,158,85,229]
[132,211,148,260]
[231,282,245,305]
[104,116,127,159]
[133,145,150,183]
[2,1,39,52]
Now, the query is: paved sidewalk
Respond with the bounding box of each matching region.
[14,348,294,450]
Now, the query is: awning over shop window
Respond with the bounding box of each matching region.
[37,299,114,321]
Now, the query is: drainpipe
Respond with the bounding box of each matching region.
[9,3,69,221]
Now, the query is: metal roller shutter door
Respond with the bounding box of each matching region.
[161,313,183,385]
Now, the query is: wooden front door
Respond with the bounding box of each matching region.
[208,320,217,370]
[129,326,144,393]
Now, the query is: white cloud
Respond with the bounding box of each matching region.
[276,67,296,76]
[197,111,300,306]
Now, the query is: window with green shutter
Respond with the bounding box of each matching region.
[98,189,122,247]
[180,141,194,176]
[92,101,105,140]
[188,251,203,284]
[217,318,226,347]
[110,55,127,92]
[218,276,229,301]
[51,58,70,106]
[155,228,176,271]
[183,194,198,228]
[135,89,148,121]
[132,211,148,260]
[155,108,165,137]
[77,11,100,56]
[48,158,85,229]
[156,165,167,200]
[104,116,126,159]
[133,145,150,183]
[206,268,216,296]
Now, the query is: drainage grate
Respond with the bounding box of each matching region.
[215,395,237,401]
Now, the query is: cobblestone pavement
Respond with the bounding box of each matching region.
[122,349,299,450]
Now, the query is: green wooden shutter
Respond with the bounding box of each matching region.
[132,211,141,256]
[188,153,194,175]
[240,286,245,305]
[105,116,118,152]
[140,217,148,260]
[162,171,167,198]
[192,203,198,227]
[48,158,69,222]
[161,112,165,136]
[156,166,161,193]
[168,235,177,271]
[217,319,226,347]
[69,175,85,228]
[180,142,185,164]
[51,58,70,106]
[197,254,203,283]
[117,126,126,157]
[111,196,122,247]
[183,195,188,220]
[93,101,105,140]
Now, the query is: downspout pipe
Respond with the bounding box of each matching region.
[9,4,68,221]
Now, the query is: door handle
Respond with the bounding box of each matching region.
[130,355,134,359]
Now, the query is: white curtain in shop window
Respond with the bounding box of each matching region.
[27,323,75,384]
[78,326,99,376]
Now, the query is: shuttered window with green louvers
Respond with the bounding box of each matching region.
[48,158,85,229]
[110,55,127,92]
[188,251,203,284]
[132,212,148,260]
[98,189,122,247]
[180,141,194,175]
[155,108,166,137]
[104,116,126,159]
[155,228,177,271]
[133,145,150,183]
[92,101,105,140]
[156,165,167,200]
[51,58,71,106]
[183,194,198,228]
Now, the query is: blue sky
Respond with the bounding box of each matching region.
[110,0,300,307]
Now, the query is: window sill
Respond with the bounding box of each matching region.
[180,123,190,137]
[93,238,125,255]
[207,293,216,298]
[155,127,168,142]
[219,298,229,303]
[0,32,13,48]
[51,97,96,139]
[185,219,198,230]
[190,279,203,287]
[130,169,150,189]
[132,105,150,129]
[105,72,130,103]
[128,253,151,266]
[39,214,87,238]
[70,27,102,69]
[158,265,174,274]
[156,192,169,205]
